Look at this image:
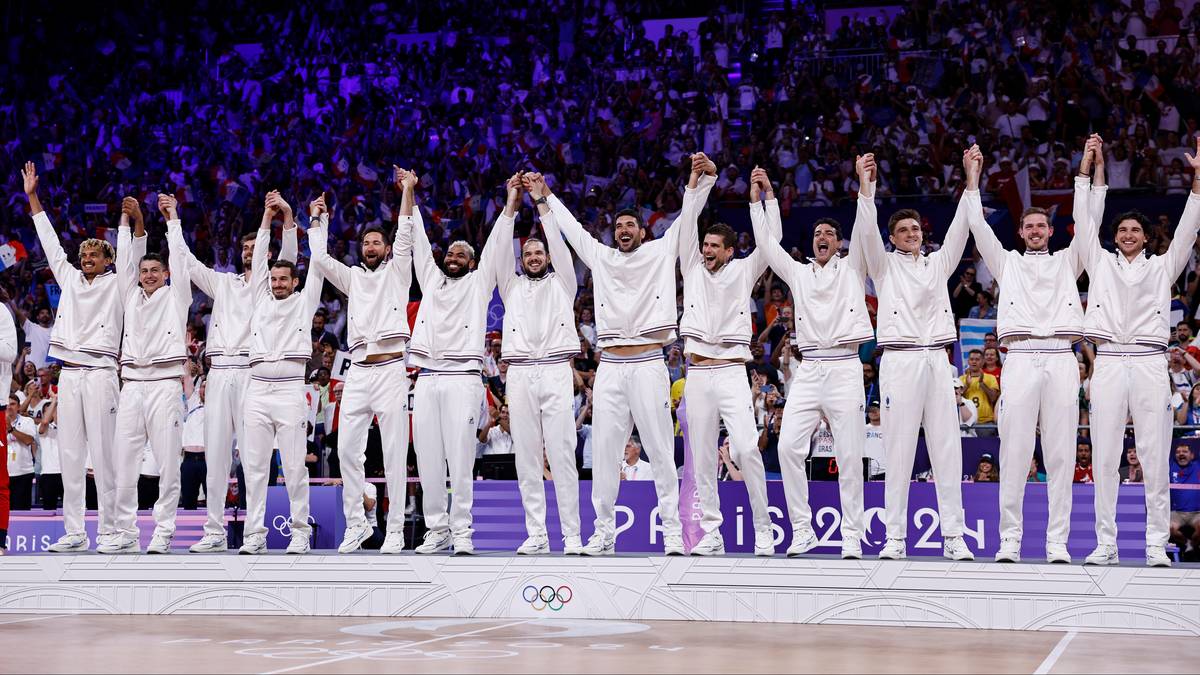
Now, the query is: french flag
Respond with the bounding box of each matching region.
[0,240,28,271]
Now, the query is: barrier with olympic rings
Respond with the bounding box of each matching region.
[522,584,574,611]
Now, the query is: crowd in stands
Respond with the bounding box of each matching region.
[3,0,1200,555]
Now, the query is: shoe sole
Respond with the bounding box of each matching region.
[338,529,374,554]
[564,549,584,556]
[841,551,863,560]
[47,545,89,553]
[786,541,817,558]
[146,548,171,555]
[945,554,975,561]
[755,548,775,557]
[1084,559,1119,566]
[1147,560,1172,568]
[995,555,1020,563]
[878,553,906,560]
[189,546,228,553]
[452,550,475,556]
[517,548,551,555]
[97,547,140,555]
[690,549,725,556]
[238,548,266,555]
[581,550,614,556]
[1046,557,1071,564]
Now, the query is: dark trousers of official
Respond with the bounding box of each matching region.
[8,474,34,511]
[137,475,160,510]
[180,453,207,510]
[38,473,63,511]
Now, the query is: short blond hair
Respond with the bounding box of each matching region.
[79,238,115,261]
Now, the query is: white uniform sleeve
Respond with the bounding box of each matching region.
[116,223,138,299]
[409,208,446,290]
[0,304,17,365]
[931,189,980,280]
[301,254,326,320]
[1165,192,1200,278]
[307,217,352,295]
[280,224,298,264]
[32,212,81,286]
[849,181,889,282]
[477,212,514,291]
[749,200,799,282]
[748,197,787,278]
[1069,176,1102,274]
[661,173,716,259]
[165,219,195,314]
[846,187,876,282]
[540,210,578,300]
[389,214,415,296]
[248,227,271,301]
[546,194,601,269]
[966,197,1008,284]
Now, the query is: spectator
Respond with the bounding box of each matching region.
[179,382,207,510]
[5,394,36,510]
[1168,347,1200,391]
[950,266,983,319]
[477,404,513,456]
[960,350,1000,430]
[1074,439,1095,483]
[1170,443,1200,560]
[30,388,61,510]
[1027,457,1046,483]
[1120,446,1144,483]
[972,453,999,482]
[1177,385,1200,434]
[967,291,998,320]
[620,438,654,481]
[982,346,1004,382]
[758,305,792,357]
[864,402,885,480]
[954,380,979,436]
[718,437,743,481]
[762,285,792,329]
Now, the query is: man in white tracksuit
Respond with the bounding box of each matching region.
[24,162,130,553]
[675,155,776,557]
[752,160,875,560]
[493,173,583,556]
[547,158,715,556]
[854,147,983,561]
[1078,135,1200,567]
[106,194,194,554]
[406,168,510,555]
[967,148,1087,564]
[179,196,297,553]
[310,171,414,555]
[239,192,323,555]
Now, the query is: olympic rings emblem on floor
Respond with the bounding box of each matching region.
[522,584,573,611]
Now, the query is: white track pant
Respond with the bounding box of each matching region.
[113,378,184,538]
[57,366,120,538]
[1090,349,1172,547]
[340,358,410,532]
[413,372,483,538]
[508,360,580,540]
[879,348,965,540]
[202,365,249,537]
[242,377,310,540]
[996,348,1079,544]
[777,354,865,541]
[591,353,682,542]
[683,362,770,536]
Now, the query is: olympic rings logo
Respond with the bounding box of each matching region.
[522,584,573,611]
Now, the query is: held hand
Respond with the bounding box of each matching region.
[157,193,178,221]
[275,194,294,225]
[1091,134,1105,168]
[393,165,405,190]
[1186,135,1200,172]
[750,165,762,202]
[121,196,144,229]
[506,173,523,209]
[309,192,327,219]
[400,168,419,191]
[523,172,549,198]
[21,161,38,196]
[855,153,877,185]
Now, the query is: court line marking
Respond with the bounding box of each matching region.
[1033,630,1076,675]
[259,619,535,675]
[0,614,74,626]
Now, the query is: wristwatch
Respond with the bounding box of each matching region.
[534,196,548,205]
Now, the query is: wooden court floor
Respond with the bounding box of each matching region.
[0,613,1193,674]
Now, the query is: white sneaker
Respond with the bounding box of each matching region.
[943,536,974,561]
[995,538,1021,563]
[581,534,615,556]
[878,538,907,560]
[286,534,311,555]
[239,534,267,555]
[189,534,228,553]
[690,531,725,556]
[380,530,405,554]
[1146,545,1171,568]
[338,523,373,554]
[1046,542,1071,564]
[517,535,550,555]
[96,533,140,555]
[146,532,173,554]
[754,529,775,556]
[841,539,862,560]
[786,530,817,557]
[1084,544,1119,566]
[452,535,475,556]
[415,530,452,554]
[663,532,685,556]
[563,536,584,555]
[47,533,90,553]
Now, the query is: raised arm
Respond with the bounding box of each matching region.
[388,184,415,292]
[544,184,602,269]
[526,174,578,300]
[24,162,79,285]
[962,151,1008,282]
[398,168,445,290]
[677,153,719,272]
[159,194,194,314]
[483,174,523,292]
[661,165,717,254]
[279,214,298,265]
[248,192,279,295]
[1165,137,1200,277]
[931,146,983,280]
[849,154,889,280]
[305,192,352,295]
[116,197,139,298]
[0,304,17,367]
[1072,135,1106,273]
[747,166,785,277]
[750,190,799,282]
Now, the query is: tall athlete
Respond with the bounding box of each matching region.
[179,195,297,553]
[853,146,983,561]
[310,171,415,554]
[674,154,776,556]
[24,162,133,553]
[967,147,1088,564]
[752,160,875,560]
[546,156,715,556]
[406,168,510,555]
[239,193,323,555]
[489,172,584,555]
[106,194,194,554]
[1079,135,1200,567]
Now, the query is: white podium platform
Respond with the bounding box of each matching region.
[2,554,1198,636]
